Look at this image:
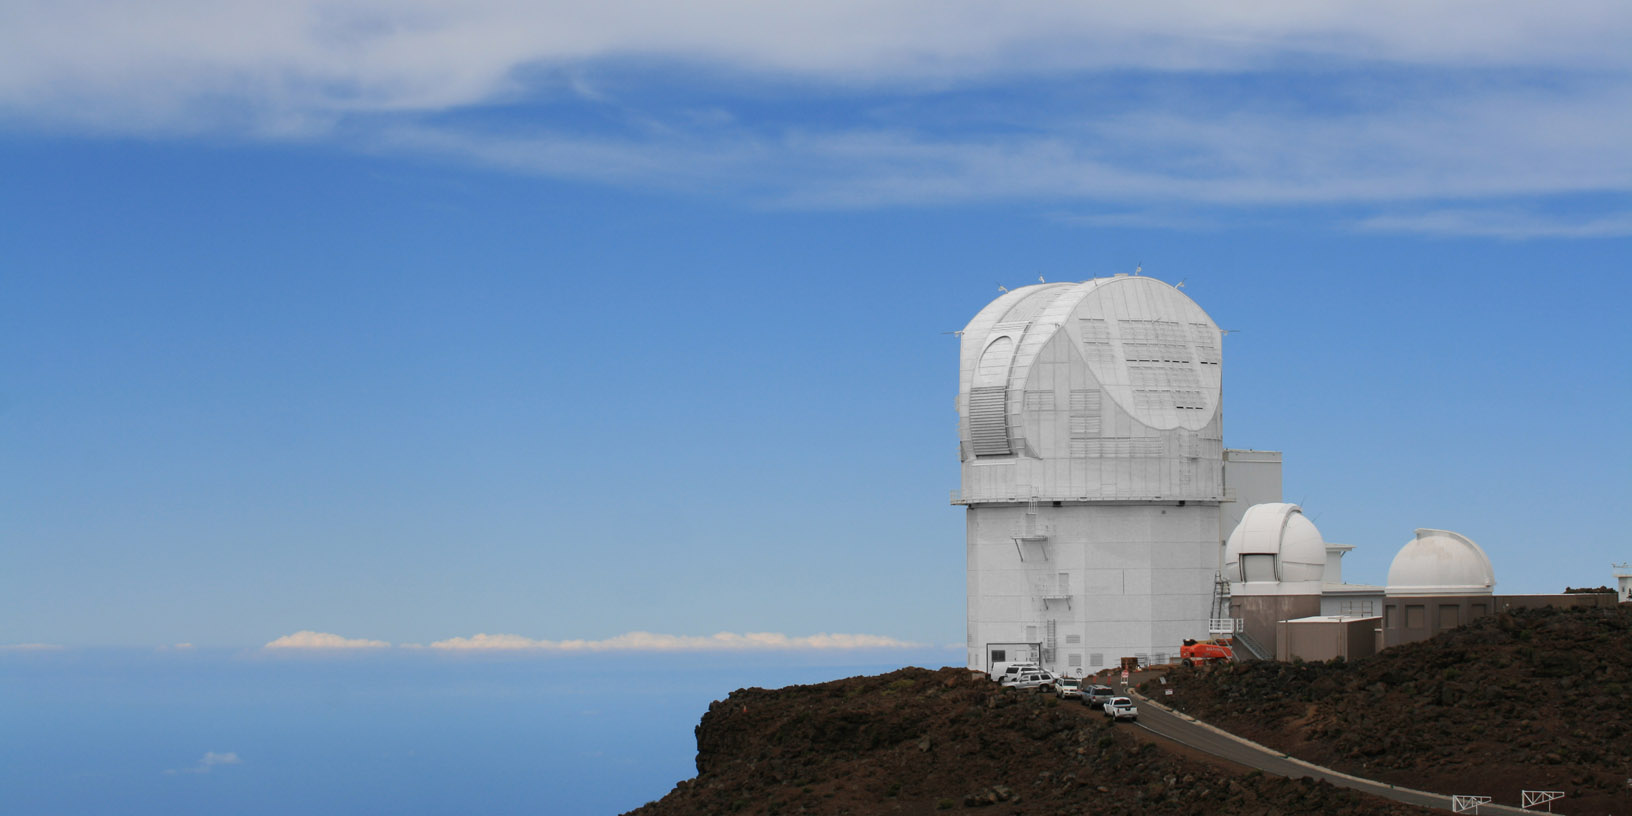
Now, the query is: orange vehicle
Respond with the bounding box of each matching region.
[1179,638,1234,666]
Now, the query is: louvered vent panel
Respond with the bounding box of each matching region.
[1068,390,1101,412]
[969,386,1012,456]
[1069,415,1101,436]
[1024,391,1055,410]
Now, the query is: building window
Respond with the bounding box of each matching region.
[991,649,1006,663]
[1068,653,1083,667]
[1406,605,1425,628]
[1065,634,1081,645]
[1090,653,1104,668]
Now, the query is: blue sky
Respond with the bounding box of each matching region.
[2,1,1630,650]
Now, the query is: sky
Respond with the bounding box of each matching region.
[3,1,1631,651]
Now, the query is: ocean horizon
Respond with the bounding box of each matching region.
[2,646,962,815]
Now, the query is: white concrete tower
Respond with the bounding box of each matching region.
[955,275,1225,674]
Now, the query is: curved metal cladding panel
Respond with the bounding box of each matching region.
[969,337,1016,455]
[1062,277,1221,434]
[958,276,1224,502]
[958,286,1075,462]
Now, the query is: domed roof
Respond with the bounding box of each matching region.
[1386,529,1495,596]
[958,275,1222,437]
[1224,503,1327,594]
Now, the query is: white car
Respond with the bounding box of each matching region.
[1102,697,1138,721]
[1054,678,1083,699]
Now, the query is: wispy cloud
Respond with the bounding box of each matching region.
[5,0,1629,129]
[264,631,390,650]
[165,751,242,775]
[0,643,66,651]
[1353,208,1632,239]
[366,80,1632,219]
[4,1,1631,231]
[423,631,921,651]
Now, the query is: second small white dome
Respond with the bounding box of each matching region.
[1224,503,1327,595]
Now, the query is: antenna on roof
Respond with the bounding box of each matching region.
[1039,275,1045,283]
[1175,278,1187,289]
[1134,263,1142,275]
[997,285,1009,293]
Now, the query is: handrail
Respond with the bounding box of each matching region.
[1232,629,1272,661]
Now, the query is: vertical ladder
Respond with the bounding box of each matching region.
[1210,570,1231,621]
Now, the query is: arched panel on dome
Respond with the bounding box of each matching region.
[1058,277,1221,432]
[970,336,1017,456]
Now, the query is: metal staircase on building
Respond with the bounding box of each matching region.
[1012,498,1050,561]
[1232,629,1272,661]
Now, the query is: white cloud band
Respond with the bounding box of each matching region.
[425,631,920,651]
[261,629,917,651]
[264,631,391,649]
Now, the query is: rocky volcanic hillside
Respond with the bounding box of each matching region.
[1152,605,1632,813]
[627,667,1429,815]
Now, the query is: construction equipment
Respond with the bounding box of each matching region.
[1179,638,1234,666]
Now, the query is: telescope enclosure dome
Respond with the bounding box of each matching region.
[1386,529,1495,596]
[955,276,1224,504]
[1224,502,1327,594]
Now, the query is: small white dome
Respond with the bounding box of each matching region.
[1224,503,1327,595]
[1386,529,1495,596]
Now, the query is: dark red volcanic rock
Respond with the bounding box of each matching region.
[1153,605,1632,814]
[627,666,1429,815]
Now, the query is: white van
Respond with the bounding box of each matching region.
[990,661,1041,683]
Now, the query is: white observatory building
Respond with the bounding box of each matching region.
[1222,502,1328,654]
[955,275,1262,674]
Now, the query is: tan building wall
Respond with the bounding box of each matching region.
[1276,616,1381,663]
[1382,592,1619,648]
[1229,594,1321,657]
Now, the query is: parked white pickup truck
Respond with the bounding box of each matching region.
[1102,697,1138,722]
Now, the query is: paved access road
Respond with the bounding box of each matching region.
[1124,683,1531,815]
